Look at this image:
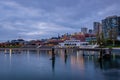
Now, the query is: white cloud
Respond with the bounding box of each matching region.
[97,4,119,16]
[18,32,44,36]
[0,21,27,31]
[0,1,44,19]
[17,22,78,37]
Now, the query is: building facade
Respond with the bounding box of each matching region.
[102,15,120,40]
[88,29,93,34]
[81,27,88,33]
[93,22,102,35]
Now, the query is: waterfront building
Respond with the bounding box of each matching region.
[22,40,44,48]
[85,37,96,42]
[11,39,25,46]
[71,32,85,41]
[59,39,89,48]
[102,15,120,40]
[44,40,63,47]
[81,27,88,33]
[59,39,99,48]
[61,33,71,40]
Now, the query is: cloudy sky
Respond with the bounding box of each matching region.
[0,0,120,41]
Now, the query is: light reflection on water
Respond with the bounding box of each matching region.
[0,49,119,80]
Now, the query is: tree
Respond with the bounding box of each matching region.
[108,28,117,46]
[112,28,117,46]
[96,32,105,47]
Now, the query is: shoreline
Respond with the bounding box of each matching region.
[0,47,120,51]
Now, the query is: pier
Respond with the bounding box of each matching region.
[0,47,52,51]
[0,47,120,58]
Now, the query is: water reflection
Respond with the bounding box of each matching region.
[52,56,55,72]
[64,50,67,64]
[4,49,7,54]
[51,48,56,72]
[0,49,119,80]
[71,51,85,70]
[98,58,120,70]
[9,49,12,67]
[27,49,30,62]
[71,50,120,70]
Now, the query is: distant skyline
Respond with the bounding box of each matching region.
[0,0,120,41]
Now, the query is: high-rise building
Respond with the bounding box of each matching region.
[118,16,120,40]
[81,27,88,33]
[93,22,101,35]
[102,15,120,40]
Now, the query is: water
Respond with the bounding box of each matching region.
[0,49,120,80]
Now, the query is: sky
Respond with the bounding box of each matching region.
[0,0,120,41]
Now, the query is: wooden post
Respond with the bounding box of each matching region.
[52,48,55,59]
[99,49,103,59]
[98,48,104,62]
[82,50,85,56]
[64,49,67,64]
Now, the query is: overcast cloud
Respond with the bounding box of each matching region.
[0,0,120,41]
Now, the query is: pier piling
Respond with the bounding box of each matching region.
[51,48,55,60]
[64,49,67,64]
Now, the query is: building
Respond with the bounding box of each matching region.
[118,16,120,40]
[71,32,85,41]
[85,37,96,42]
[102,15,120,40]
[93,22,102,35]
[81,27,88,33]
[11,39,25,45]
[59,39,89,48]
[88,29,93,34]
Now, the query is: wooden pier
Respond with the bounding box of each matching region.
[0,47,52,51]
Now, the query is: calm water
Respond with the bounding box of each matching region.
[0,49,120,80]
